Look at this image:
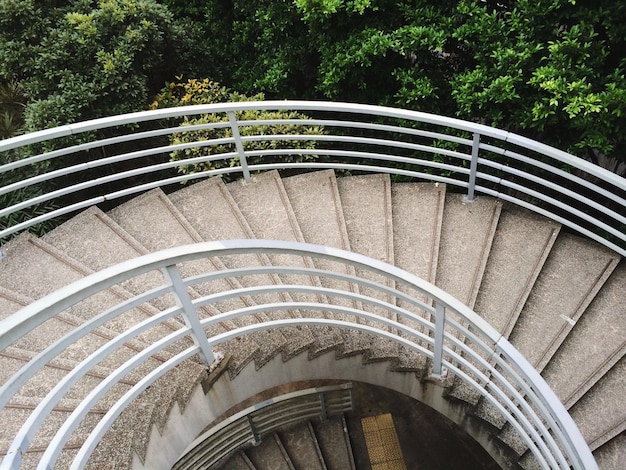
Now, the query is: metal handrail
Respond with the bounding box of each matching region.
[1,101,624,255]
[0,240,596,469]
[173,384,353,470]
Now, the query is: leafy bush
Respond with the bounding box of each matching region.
[151,79,325,178]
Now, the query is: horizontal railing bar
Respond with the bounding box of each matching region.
[181,265,436,316]
[235,118,474,146]
[237,133,470,161]
[190,284,435,329]
[479,142,625,204]
[4,306,185,468]
[475,156,626,225]
[41,326,194,468]
[474,184,626,256]
[477,171,625,241]
[70,345,201,470]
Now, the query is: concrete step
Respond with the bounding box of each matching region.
[281,170,369,357]
[0,235,171,381]
[277,422,326,470]
[107,189,282,373]
[219,451,256,469]
[593,432,626,470]
[568,356,626,452]
[390,182,446,371]
[85,359,208,469]
[435,193,502,309]
[311,416,355,470]
[508,233,620,372]
[226,170,343,356]
[168,177,315,359]
[434,193,501,394]
[336,174,400,362]
[473,205,560,338]
[245,433,294,470]
[541,261,626,408]
[448,205,560,405]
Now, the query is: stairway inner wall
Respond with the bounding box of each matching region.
[136,349,519,470]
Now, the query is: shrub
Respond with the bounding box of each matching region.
[151,78,324,179]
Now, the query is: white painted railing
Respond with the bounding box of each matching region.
[0,240,597,469]
[1,101,624,255]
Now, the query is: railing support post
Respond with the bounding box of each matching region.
[465,132,481,202]
[228,111,251,182]
[430,301,446,379]
[164,264,216,366]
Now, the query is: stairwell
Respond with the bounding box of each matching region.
[0,169,624,469]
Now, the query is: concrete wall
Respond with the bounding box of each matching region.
[136,350,517,469]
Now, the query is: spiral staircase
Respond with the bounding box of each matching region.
[0,102,624,469]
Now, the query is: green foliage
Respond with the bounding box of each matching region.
[0,80,26,139]
[0,0,188,130]
[181,0,625,166]
[151,79,324,178]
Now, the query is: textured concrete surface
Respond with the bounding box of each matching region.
[568,356,626,450]
[435,193,501,308]
[337,174,399,361]
[276,422,325,470]
[508,233,619,371]
[169,177,315,359]
[245,434,292,470]
[3,170,624,469]
[541,261,626,407]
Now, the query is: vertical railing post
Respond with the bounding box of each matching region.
[465,132,481,202]
[164,264,216,365]
[228,111,251,182]
[430,301,446,379]
[319,392,328,422]
[247,415,262,445]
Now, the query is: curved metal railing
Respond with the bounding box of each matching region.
[173,383,353,469]
[1,101,624,255]
[0,240,596,469]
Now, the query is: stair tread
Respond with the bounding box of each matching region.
[107,188,282,372]
[542,261,626,407]
[245,433,294,470]
[312,416,354,470]
[593,432,626,470]
[168,177,315,358]
[337,174,399,361]
[282,170,368,357]
[508,233,619,371]
[473,205,560,337]
[568,356,626,451]
[435,193,501,309]
[277,422,325,470]
[390,182,446,371]
[226,170,344,356]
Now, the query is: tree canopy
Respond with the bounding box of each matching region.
[1,0,625,168]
